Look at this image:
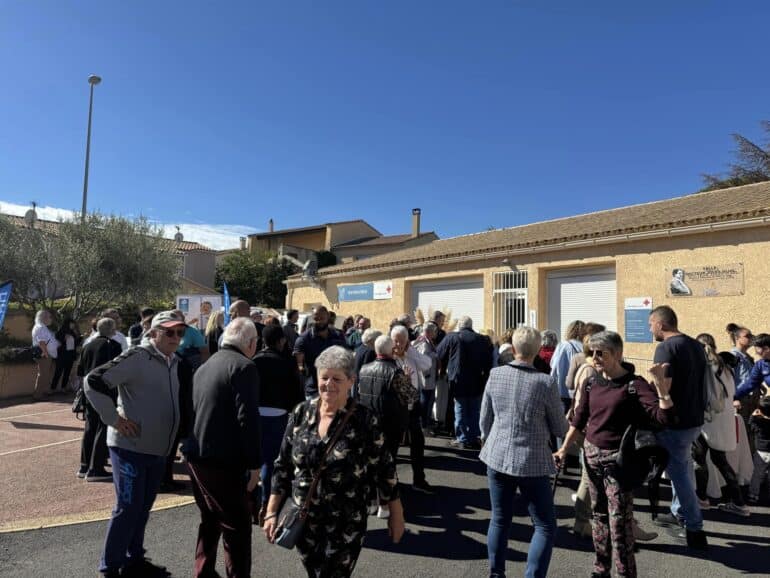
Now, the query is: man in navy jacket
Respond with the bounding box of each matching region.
[436,316,493,449]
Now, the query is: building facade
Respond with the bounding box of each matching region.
[286,182,770,361]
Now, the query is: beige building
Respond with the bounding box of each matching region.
[286,182,770,362]
[246,210,437,264]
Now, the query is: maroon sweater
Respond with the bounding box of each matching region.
[570,372,675,450]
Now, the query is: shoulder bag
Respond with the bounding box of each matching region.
[274,402,357,549]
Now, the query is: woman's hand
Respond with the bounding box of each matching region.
[552,447,567,469]
[387,499,405,544]
[246,470,260,493]
[263,516,278,543]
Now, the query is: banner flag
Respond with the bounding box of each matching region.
[223,282,231,326]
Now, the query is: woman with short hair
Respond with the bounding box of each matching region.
[264,346,404,577]
[555,331,674,578]
[480,326,568,578]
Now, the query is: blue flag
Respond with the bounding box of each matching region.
[223,282,231,326]
[0,281,12,332]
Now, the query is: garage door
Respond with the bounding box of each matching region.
[411,278,485,329]
[547,267,617,337]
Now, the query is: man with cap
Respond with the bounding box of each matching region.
[85,311,188,578]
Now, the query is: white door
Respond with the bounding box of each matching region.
[547,267,617,337]
[411,278,485,330]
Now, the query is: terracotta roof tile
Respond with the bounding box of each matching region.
[333,232,436,248]
[317,181,770,277]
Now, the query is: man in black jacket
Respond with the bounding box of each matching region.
[184,317,261,578]
[252,324,303,524]
[76,317,123,481]
[436,316,493,450]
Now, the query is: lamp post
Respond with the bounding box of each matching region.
[80,74,102,222]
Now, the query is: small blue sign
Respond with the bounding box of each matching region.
[0,281,12,332]
[625,309,653,343]
[338,283,373,302]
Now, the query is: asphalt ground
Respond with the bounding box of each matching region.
[1,400,768,578]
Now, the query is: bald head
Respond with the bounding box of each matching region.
[229,300,250,319]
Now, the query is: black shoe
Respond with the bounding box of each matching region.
[76,466,88,479]
[85,470,112,482]
[121,558,169,577]
[686,529,708,551]
[462,441,481,450]
[654,513,683,528]
[413,480,436,495]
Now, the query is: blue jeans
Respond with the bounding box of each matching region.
[420,388,436,427]
[655,427,703,531]
[454,395,481,443]
[487,468,556,578]
[100,447,166,572]
[260,413,289,504]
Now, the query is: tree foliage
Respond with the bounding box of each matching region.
[702,120,770,191]
[215,250,299,308]
[0,213,180,319]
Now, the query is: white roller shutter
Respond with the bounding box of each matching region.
[547,268,617,337]
[411,278,484,329]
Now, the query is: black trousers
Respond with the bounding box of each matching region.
[692,434,744,506]
[80,401,108,472]
[408,403,426,484]
[52,352,76,390]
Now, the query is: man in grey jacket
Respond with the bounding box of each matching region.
[85,310,186,578]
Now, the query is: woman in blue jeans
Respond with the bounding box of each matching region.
[480,326,568,578]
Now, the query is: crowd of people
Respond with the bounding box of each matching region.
[27,300,770,578]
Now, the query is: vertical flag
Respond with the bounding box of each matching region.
[223,282,231,326]
[0,280,12,332]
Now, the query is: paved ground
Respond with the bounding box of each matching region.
[1,395,768,577]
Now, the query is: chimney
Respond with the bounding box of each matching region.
[411,208,421,238]
[239,236,247,250]
[268,218,274,232]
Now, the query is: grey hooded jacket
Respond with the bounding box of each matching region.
[85,343,180,457]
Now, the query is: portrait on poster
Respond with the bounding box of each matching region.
[666,264,744,297]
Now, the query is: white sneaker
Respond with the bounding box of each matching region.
[718,502,750,517]
[377,505,390,519]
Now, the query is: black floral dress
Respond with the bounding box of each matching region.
[271,398,399,578]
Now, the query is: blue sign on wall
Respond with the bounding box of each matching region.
[0,281,12,332]
[624,309,653,343]
[338,283,374,302]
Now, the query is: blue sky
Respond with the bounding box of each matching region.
[1,1,769,249]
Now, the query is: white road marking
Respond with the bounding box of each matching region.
[0,437,81,457]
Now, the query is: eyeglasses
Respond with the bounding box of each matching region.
[161,328,186,338]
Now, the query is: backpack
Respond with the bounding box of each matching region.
[71,384,86,421]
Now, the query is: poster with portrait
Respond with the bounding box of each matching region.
[666,264,744,297]
[175,294,223,330]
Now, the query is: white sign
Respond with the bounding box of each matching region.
[624,297,653,310]
[529,309,538,328]
[176,294,223,330]
[373,281,393,300]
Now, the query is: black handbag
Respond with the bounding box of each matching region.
[274,403,357,549]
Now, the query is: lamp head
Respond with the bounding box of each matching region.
[88,74,102,86]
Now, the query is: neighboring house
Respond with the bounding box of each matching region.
[246,208,438,264]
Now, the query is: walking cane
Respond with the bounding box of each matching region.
[552,460,564,497]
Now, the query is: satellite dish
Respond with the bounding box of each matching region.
[173,226,184,242]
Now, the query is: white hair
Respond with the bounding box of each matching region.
[512,325,541,359]
[97,317,116,337]
[458,316,473,330]
[34,310,50,325]
[222,317,258,350]
[374,335,394,356]
[422,322,438,336]
[362,328,382,347]
[315,345,356,378]
[390,325,409,340]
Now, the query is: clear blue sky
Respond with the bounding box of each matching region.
[1,1,769,244]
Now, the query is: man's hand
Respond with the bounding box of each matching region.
[247,469,260,493]
[114,416,140,437]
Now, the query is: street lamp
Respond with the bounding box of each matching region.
[81,74,102,222]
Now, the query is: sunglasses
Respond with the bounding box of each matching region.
[589,350,609,358]
[161,328,186,338]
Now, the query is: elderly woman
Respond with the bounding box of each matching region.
[480,326,568,578]
[264,346,404,577]
[554,331,674,578]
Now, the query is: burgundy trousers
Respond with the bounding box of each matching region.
[187,461,252,578]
